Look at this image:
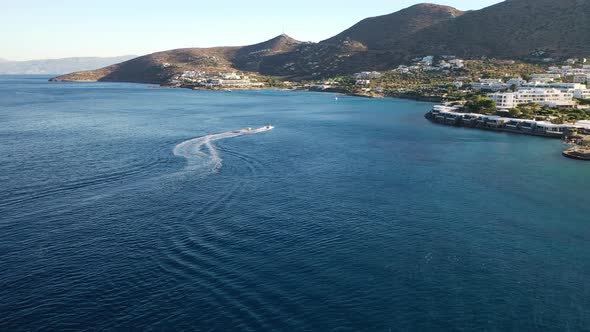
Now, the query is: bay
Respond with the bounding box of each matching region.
[1,76,589,331]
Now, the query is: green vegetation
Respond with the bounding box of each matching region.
[263,77,282,87]
[508,103,542,118]
[318,59,549,102]
[331,76,356,90]
[506,103,590,122]
[314,58,590,125]
[465,95,497,114]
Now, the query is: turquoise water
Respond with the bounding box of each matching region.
[1,76,589,331]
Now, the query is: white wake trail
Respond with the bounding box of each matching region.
[173,126,273,174]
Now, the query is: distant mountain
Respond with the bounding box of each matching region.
[52,35,301,83]
[0,56,136,75]
[52,0,590,83]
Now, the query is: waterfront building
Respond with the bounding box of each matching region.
[478,115,511,128]
[487,89,575,109]
[534,122,570,136]
[205,78,263,88]
[427,105,577,138]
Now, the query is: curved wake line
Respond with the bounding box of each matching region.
[173,126,272,174]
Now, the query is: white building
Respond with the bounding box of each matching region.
[573,74,590,84]
[223,72,241,80]
[448,59,464,68]
[424,66,441,72]
[488,89,575,109]
[572,89,590,100]
[394,65,410,73]
[353,71,382,79]
[547,66,590,77]
[420,56,434,66]
[520,82,586,93]
[530,73,561,83]
[506,77,526,87]
[206,78,263,88]
[471,79,508,91]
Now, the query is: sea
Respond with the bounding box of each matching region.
[1,76,589,331]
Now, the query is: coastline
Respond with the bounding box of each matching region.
[45,77,590,161]
[424,107,590,160]
[49,76,448,103]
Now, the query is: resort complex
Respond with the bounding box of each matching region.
[169,71,265,90]
[425,104,590,138]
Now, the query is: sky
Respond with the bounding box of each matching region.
[1,0,503,61]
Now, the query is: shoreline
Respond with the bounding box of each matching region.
[424,111,567,139]
[424,108,590,161]
[48,77,445,103]
[44,77,590,161]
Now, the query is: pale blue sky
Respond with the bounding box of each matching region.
[1,0,503,61]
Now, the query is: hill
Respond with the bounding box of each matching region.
[400,0,590,58]
[257,3,465,78]
[0,56,136,75]
[52,1,590,83]
[51,35,301,83]
[322,4,464,50]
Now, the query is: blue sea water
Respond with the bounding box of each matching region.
[0,75,589,331]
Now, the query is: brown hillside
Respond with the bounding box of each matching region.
[51,35,300,83]
[322,3,464,50]
[404,0,590,57]
[52,1,590,83]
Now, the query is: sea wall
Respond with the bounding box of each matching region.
[424,111,569,139]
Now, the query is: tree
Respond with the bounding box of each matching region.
[465,95,497,114]
[522,74,532,82]
[508,107,521,118]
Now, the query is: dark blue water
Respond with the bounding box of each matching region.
[1,76,589,331]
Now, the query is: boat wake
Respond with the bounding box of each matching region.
[173,126,273,174]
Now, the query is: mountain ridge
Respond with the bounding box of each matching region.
[51,1,590,83]
[0,56,137,75]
